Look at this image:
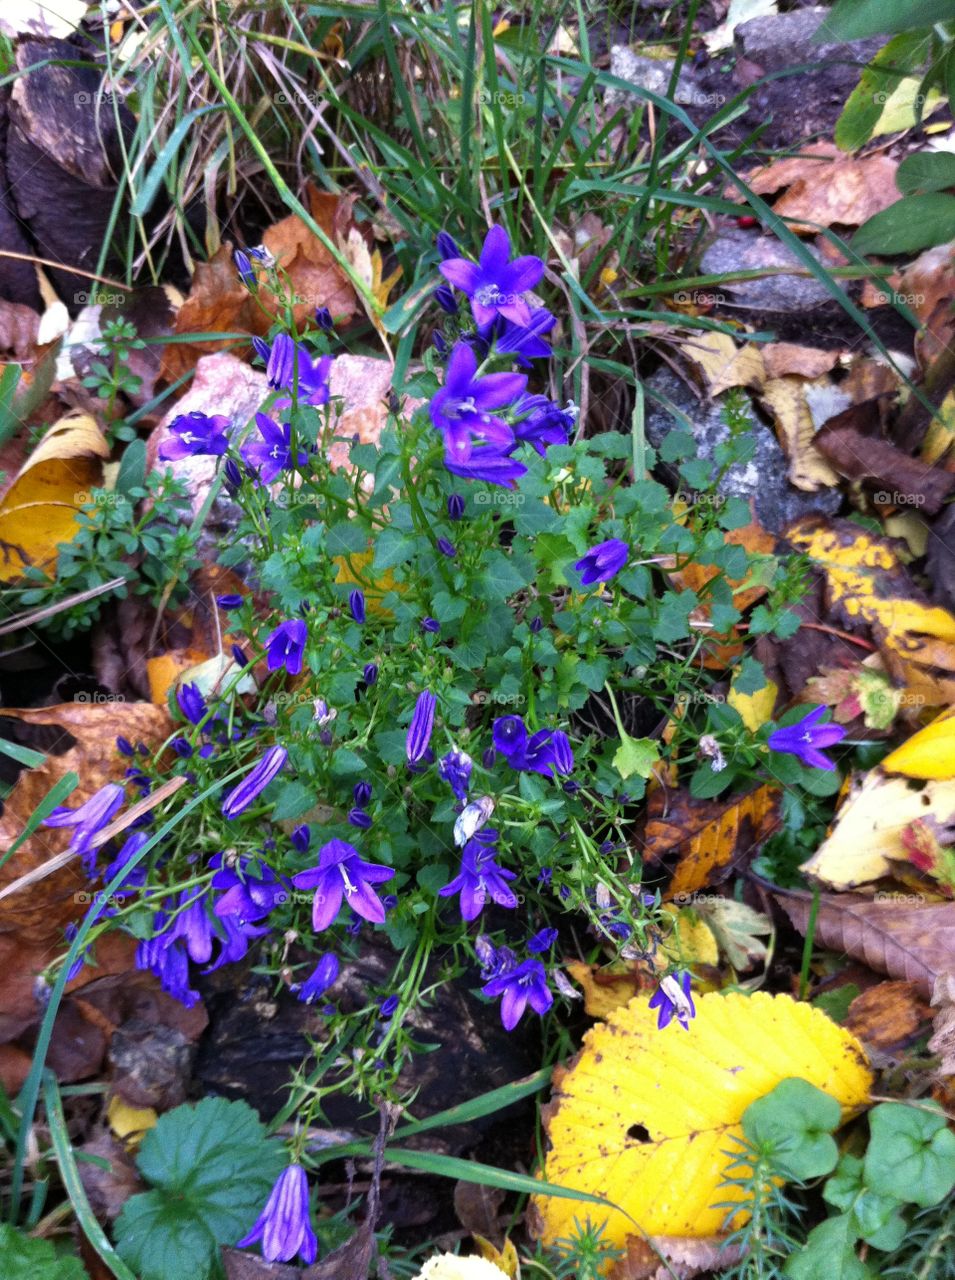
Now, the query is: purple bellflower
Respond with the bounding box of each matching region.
[482,958,553,1031]
[237,1164,318,1265]
[439,225,544,329]
[292,838,394,932]
[444,446,527,488]
[163,889,216,964]
[454,795,495,847]
[221,746,288,819]
[177,682,206,725]
[574,538,630,586]
[265,619,308,676]
[265,334,333,408]
[439,835,517,921]
[512,394,574,456]
[349,589,366,624]
[158,411,230,461]
[406,690,436,764]
[649,971,696,1030]
[494,308,557,365]
[295,953,339,1003]
[212,855,288,922]
[241,413,308,485]
[45,783,124,868]
[429,342,525,464]
[438,748,472,800]
[136,936,200,1008]
[767,706,846,770]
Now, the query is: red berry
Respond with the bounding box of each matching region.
[736,215,758,229]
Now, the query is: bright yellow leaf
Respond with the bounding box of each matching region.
[883,706,955,779]
[0,414,109,582]
[107,1095,157,1147]
[660,903,719,968]
[532,992,871,1256]
[727,676,778,732]
[565,960,650,1019]
[333,548,405,615]
[474,1235,520,1279]
[800,769,955,888]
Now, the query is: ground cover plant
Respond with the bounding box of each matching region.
[0,1,954,1278]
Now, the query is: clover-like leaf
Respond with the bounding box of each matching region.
[864,1101,955,1208]
[0,1225,88,1280]
[743,1078,841,1179]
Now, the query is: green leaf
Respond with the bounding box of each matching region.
[896,150,955,194]
[834,31,933,150]
[864,1101,955,1207]
[853,193,955,256]
[326,521,370,556]
[743,1078,841,1179]
[0,1225,89,1280]
[117,439,147,495]
[116,1097,285,1280]
[822,0,955,39]
[612,734,660,781]
[783,1215,876,1280]
[271,780,316,822]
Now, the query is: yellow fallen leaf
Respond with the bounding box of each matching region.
[872,78,944,139]
[727,675,778,733]
[474,1235,520,1279]
[0,414,109,582]
[800,770,955,889]
[920,388,955,466]
[107,1095,157,1147]
[677,331,765,397]
[333,548,405,616]
[883,707,955,780]
[532,992,871,1255]
[758,377,839,491]
[660,903,719,968]
[565,959,650,1019]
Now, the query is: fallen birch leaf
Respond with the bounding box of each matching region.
[727,673,778,732]
[693,898,773,972]
[531,992,871,1258]
[413,1255,509,1280]
[761,344,843,380]
[800,771,955,891]
[0,413,109,582]
[613,1235,745,1280]
[772,885,955,998]
[882,707,955,779]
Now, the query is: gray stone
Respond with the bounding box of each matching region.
[699,229,847,314]
[644,366,842,534]
[606,45,702,110]
[736,7,885,73]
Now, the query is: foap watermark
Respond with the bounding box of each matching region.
[74,490,125,507]
[73,691,126,704]
[472,691,526,706]
[872,491,925,507]
[477,88,525,107]
[474,490,525,507]
[672,289,726,307]
[73,90,123,108]
[274,89,322,105]
[73,290,127,307]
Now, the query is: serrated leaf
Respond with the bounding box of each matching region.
[0,1225,89,1280]
[612,733,660,781]
[532,992,871,1252]
[116,1097,284,1280]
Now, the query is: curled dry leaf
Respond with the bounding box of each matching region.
[758,376,840,491]
[786,515,955,707]
[0,701,170,941]
[531,992,871,1262]
[614,1234,746,1280]
[740,143,900,232]
[799,770,955,891]
[0,412,109,582]
[761,343,843,380]
[772,884,955,999]
[565,959,653,1019]
[643,783,781,899]
[929,972,955,1077]
[676,331,765,397]
[844,981,932,1056]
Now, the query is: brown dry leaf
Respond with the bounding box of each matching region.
[761,344,843,380]
[78,1132,142,1221]
[0,298,41,358]
[742,143,900,231]
[0,413,109,582]
[758,377,840,491]
[0,702,170,941]
[644,784,781,899]
[161,190,359,382]
[929,972,955,1076]
[886,242,955,368]
[786,515,955,707]
[453,1180,506,1239]
[614,1235,746,1280]
[844,981,932,1054]
[676,331,765,396]
[773,885,955,998]
[564,959,652,1018]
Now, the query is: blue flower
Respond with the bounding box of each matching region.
[492,716,574,778]
[439,835,517,921]
[363,662,379,686]
[295,953,339,1003]
[177,682,206,725]
[512,394,574,456]
[265,619,308,675]
[438,749,472,800]
[406,691,436,764]
[44,783,125,869]
[439,225,545,329]
[158,411,230,461]
[493,715,527,761]
[574,538,629,586]
[265,334,333,408]
[237,1164,317,1265]
[528,927,558,953]
[103,830,150,891]
[421,617,440,634]
[348,807,372,829]
[212,855,288,922]
[447,493,465,520]
[116,736,134,757]
[216,593,244,611]
[429,342,525,464]
[767,706,846,771]
[221,746,288,819]
[437,537,456,558]
[444,446,527,489]
[349,589,366,624]
[482,958,552,1030]
[162,889,216,964]
[136,936,200,1008]
[434,284,458,314]
[379,994,400,1018]
[433,330,448,356]
[292,838,394,931]
[649,971,695,1031]
[205,914,270,972]
[494,308,557,365]
[436,230,459,260]
[353,780,372,808]
[453,795,495,846]
[291,825,311,852]
[314,306,334,331]
[234,249,256,286]
[241,413,308,485]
